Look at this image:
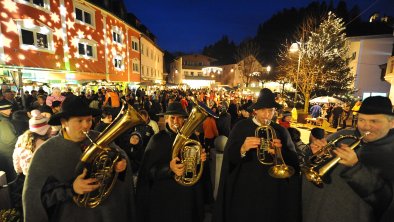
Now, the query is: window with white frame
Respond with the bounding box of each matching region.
[112,27,123,44]
[16,0,50,10]
[74,3,95,27]
[132,60,139,72]
[114,55,123,69]
[132,38,139,51]
[78,39,96,59]
[19,22,53,52]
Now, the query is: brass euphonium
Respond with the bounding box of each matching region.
[255,120,295,179]
[172,97,218,186]
[302,132,370,188]
[73,101,145,208]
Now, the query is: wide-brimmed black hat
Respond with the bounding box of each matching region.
[0,99,12,111]
[157,101,188,117]
[48,95,101,125]
[358,96,394,116]
[248,88,281,110]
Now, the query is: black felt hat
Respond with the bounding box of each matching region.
[48,95,101,125]
[157,101,188,117]
[0,99,12,111]
[358,96,394,116]
[248,88,281,110]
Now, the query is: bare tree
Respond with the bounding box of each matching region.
[235,40,263,87]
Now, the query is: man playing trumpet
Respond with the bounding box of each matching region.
[214,88,301,222]
[303,96,394,222]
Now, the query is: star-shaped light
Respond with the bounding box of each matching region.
[75,63,80,68]
[63,45,69,53]
[76,30,85,39]
[53,28,64,40]
[2,19,18,33]
[59,5,67,16]
[39,15,47,22]
[1,12,8,19]
[2,0,18,13]
[66,19,74,30]
[74,52,79,58]
[111,47,116,56]
[1,35,12,48]
[87,35,92,40]
[1,54,10,62]
[56,62,61,68]
[18,54,26,60]
[70,37,79,47]
[50,13,60,23]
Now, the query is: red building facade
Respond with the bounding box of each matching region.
[0,0,144,85]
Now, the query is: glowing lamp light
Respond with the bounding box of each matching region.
[66,73,75,79]
[18,54,26,60]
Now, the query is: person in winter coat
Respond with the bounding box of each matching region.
[214,88,301,222]
[136,102,207,222]
[22,95,136,222]
[303,96,394,222]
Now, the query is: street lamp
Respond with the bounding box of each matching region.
[290,42,302,108]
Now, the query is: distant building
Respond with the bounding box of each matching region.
[140,35,164,85]
[169,54,270,88]
[347,34,394,100]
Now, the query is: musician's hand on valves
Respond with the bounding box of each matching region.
[268,138,282,154]
[310,139,327,154]
[73,168,100,195]
[333,144,359,167]
[114,159,127,173]
[240,137,261,155]
[170,157,185,177]
[201,149,207,162]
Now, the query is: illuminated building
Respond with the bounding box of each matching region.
[0,0,163,89]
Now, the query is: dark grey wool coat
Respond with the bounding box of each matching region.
[302,129,394,222]
[23,131,136,222]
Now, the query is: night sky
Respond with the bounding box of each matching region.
[125,0,394,53]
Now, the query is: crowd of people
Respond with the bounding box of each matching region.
[0,85,393,222]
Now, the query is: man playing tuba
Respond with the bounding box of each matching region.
[23,95,136,222]
[136,101,208,222]
[214,88,301,222]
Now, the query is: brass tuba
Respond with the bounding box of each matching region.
[255,120,295,179]
[73,101,145,208]
[301,132,370,188]
[172,97,218,186]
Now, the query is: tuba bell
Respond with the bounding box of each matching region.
[301,132,370,188]
[73,101,145,208]
[172,97,218,186]
[256,120,295,179]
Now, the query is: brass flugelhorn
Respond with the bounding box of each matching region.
[302,132,370,188]
[73,101,144,208]
[255,120,295,179]
[172,97,218,186]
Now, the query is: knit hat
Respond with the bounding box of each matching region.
[29,110,51,135]
[358,96,394,116]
